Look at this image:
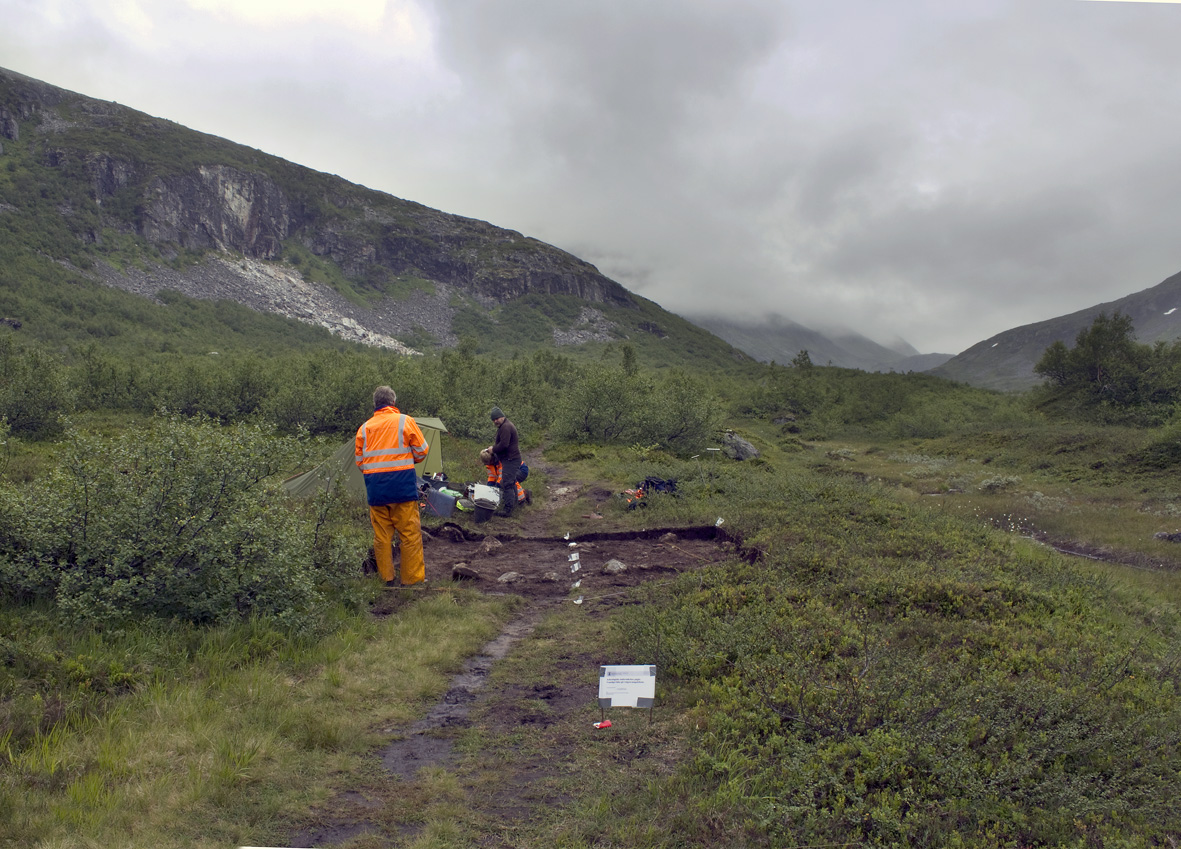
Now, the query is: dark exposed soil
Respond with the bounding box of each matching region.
[399,522,725,603]
[1025,529,1181,572]
[378,616,541,781]
[286,459,735,847]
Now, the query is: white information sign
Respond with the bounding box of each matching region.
[598,665,656,709]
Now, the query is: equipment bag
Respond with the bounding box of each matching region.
[517,463,530,483]
[639,476,677,494]
[422,487,457,518]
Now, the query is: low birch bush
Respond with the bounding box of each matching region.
[0,416,337,630]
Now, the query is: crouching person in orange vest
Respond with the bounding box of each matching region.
[355,386,429,586]
[480,447,529,505]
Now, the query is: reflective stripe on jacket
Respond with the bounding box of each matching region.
[485,462,525,499]
[355,406,428,506]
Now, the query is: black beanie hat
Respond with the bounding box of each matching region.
[490,406,504,421]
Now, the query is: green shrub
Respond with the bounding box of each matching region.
[0,416,330,629]
[0,334,73,438]
[551,364,719,452]
[977,474,1021,493]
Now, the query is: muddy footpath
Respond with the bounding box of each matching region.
[286,466,735,848]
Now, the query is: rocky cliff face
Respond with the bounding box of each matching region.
[0,66,634,349]
[140,165,294,260]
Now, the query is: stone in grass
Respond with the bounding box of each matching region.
[498,571,525,584]
[452,563,481,581]
[602,559,628,575]
[541,571,560,582]
[722,431,760,461]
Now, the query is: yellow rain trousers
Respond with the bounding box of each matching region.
[369,501,426,585]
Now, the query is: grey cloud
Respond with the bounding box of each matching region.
[431,1,792,168]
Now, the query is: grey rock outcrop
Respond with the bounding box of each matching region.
[722,432,760,461]
[91,256,420,354]
[141,166,293,259]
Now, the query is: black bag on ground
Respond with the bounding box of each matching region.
[639,476,677,494]
[623,476,678,510]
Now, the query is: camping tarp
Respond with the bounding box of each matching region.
[281,416,448,500]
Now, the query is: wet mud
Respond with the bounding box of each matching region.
[379,615,540,780]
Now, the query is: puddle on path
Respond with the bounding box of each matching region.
[379,614,539,779]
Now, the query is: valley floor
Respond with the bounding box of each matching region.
[278,457,734,848]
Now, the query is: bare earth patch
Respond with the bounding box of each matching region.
[286,466,734,847]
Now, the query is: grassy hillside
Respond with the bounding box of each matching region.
[0,245,363,356]
[446,288,758,375]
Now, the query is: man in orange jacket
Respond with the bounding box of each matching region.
[355,386,429,586]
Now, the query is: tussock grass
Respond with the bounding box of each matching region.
[834,431,1181,575]
[1,590,514,848]
[597,450,1181,847]
[4,424,1155,846]
[391,428,1181,847]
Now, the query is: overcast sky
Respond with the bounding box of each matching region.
[3,0,1180,354]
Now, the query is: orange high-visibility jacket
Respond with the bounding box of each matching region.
[355,406,428,505]
[485,462,526,500]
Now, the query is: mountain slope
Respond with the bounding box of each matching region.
[931,269,1181,391]
[0,66,751,371]
[690,314,952,373]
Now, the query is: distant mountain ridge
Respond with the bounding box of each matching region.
[931,269,1181,391]
[690,314,953,373]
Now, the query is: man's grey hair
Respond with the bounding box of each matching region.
[373,385,397,408]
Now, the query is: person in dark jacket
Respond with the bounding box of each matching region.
[355,386,428,585]
[488,406,522,517]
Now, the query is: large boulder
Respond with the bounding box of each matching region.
[722,431,760,461]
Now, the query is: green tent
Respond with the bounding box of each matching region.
[281,416,448,500]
